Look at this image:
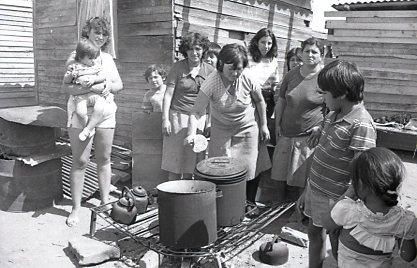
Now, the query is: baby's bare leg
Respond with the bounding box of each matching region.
[84,96,106,131]
[74,98,88,126]
[79,95,106,141]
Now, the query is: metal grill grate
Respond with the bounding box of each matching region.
[89,201,294,264]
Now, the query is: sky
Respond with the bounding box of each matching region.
[311,0,341,33]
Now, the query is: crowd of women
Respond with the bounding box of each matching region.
[62,15,329,225]
[63,16,416,268]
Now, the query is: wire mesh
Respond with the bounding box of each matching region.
[90,201,294,263]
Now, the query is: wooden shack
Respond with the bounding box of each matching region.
[325,1,417,120]
[30,0,315,148]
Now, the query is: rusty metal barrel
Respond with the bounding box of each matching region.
[0,117,55,156]
[0,158,63,212]
[0,106,66,212]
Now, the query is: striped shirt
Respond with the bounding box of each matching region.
[309,103,376,199]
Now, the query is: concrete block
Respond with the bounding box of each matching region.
[139,250,160,268]
[68,236,120,265]
[279,226,308,247]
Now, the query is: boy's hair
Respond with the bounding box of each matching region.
[75,38,99,62]
[206,42,221,58]
[178,32,210,59]
[144,64,167,82]
[301,37,325,56]
[248,28,278,62]
[81,16,110,50]
[317,60,364,102]
[285,47,302,70]
[216,43,248,72]
[351,147,405,207]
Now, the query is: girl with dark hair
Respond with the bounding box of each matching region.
[248,28,278,63]
[245,28,280,203]
[161,32,214,180]
[322,147,416,267]
[62,16,123,227]
[247,28,279,120]
[186,43,269,201]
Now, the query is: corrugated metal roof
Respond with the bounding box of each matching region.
[332,0,417,11]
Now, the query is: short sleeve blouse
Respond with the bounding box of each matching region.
[193,70,260,130]
[277,66,324,136]
[166,60,214,114]
[331,197,417,253]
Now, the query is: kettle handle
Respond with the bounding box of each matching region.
[264,234,281,252]
[264,241,273,252]
[122,186,135,207]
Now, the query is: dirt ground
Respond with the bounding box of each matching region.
[1,150,416,268]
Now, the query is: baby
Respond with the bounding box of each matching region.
[64,38,109,141]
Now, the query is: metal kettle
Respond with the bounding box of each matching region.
[131,186,149,214]
[110,186,137,225]
[259,236,289,265]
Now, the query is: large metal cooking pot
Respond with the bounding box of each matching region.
[157,180,217,249]
[195,157,247,227]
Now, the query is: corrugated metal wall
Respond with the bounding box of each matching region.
[0,0,36,107]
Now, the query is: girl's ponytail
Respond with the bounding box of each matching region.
[380,190,399,206]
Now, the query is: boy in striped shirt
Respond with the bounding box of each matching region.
[299,60,377,268]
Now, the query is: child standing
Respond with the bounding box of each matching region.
[322,147,417,267]
[64,38,109,141]
[299,60,377,268]
[141,64,167,112]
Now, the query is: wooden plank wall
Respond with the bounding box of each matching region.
[174,0,313,74]
[34,0,77,107]
[34,0,313,148]
[116,0,174,147]
[0,0,37,107]
[325,10,417,119]
[34,0,174,148]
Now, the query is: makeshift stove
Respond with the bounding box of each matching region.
[89,201,294,266]
[0,105,68,212]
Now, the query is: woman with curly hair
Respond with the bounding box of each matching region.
[162,32,214,180]
[62,17,123,227]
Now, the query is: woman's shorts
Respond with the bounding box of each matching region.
[303,182,336,227]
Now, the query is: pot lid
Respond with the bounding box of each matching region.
[195,157,247,177]
[193,134,208,153]
[195,172,247,184]
[132,186,147,197]
[194,169,246,180]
